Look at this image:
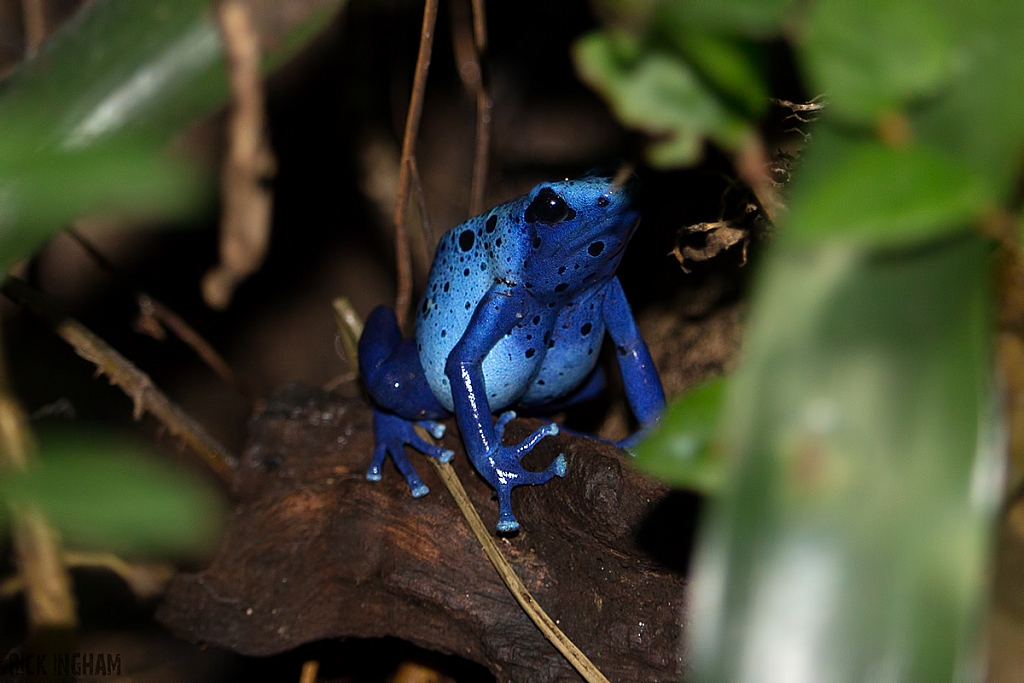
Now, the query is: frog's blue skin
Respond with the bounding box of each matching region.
[359,172,666,532]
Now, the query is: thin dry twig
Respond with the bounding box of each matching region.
[332,297,364,373]
[611,162,635,192]
[769,96,826,115]
[671,220,750,273]
[65,229,254,402]
[324,297,363,390]
[1,277,237,485]
[736,135,784,225]
[424,451,611,683]
[203,0,277,311]
[391,662,448,683]
[450,0,492,217]
[9,507,78,629]
[299,660,320,683]
[0,336,77,630]
[409,155,435,257]
[394,0,440,329]
[468,0,491,217]
[20,0,46,59]
[0,551,175,601]
[137,294,255,398]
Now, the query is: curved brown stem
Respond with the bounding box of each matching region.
[394,0,440,329]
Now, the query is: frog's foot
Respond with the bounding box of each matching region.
[487,411,567,533]
[615,431,644,451]
[614,420,662,452]
[367,409,454,498]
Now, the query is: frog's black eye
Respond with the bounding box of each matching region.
[525,188,574,224]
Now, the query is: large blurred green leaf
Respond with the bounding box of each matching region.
[659,0,796,38]
[687,236,999,682]
[634,377,726,493]
[784,126,993,247]
[0,142,204,270]
[0,434,225,555]
[574,31,751,167]
[796,0,1024,200]
[800,0,957,124]
[672,34,767,117]
[910,0,1024,199]
[0,0,345,273]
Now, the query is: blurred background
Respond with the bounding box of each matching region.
[3,0,1022,682]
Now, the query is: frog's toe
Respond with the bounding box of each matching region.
[495,514,520,534]
[388,445,430,497]
[512,423,559,460]
[417,420,447,439]
[615,428,652,451]
[494,410,517,439]
[410,434,455,464]
[366,443,388,481]
[551,453,567,478]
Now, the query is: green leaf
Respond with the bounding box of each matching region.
[660,0,797,38]
[673,34,767,116]
[634,377,726,493]
[800,0,957,124]
[0,0,345,275]
[784,125,993,246]
[0,435,225,556]
[688,237,998,682]
[574,31,751,167]
[910,0,1024,199]
[0,142,207,272]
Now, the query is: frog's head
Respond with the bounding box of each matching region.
[519,170,640,294]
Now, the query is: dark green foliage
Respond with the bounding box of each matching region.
[1,434,224,555]
[578,0,1023,679]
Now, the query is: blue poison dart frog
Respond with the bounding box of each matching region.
[358,171,666,532]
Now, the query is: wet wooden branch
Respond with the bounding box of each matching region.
[1,277,236,485]
[157,385,688,683]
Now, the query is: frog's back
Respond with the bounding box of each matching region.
[415,200,530,411]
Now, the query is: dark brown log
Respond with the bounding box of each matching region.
[157,383,690,682]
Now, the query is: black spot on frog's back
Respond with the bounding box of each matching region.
[459,230,475,252]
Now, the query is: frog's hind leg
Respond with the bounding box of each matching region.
[360,306,453,496]
[359,306,448,419]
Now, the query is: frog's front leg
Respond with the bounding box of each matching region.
[360,306,455,497]
[602,277,667,448]
[444,287,566,532]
